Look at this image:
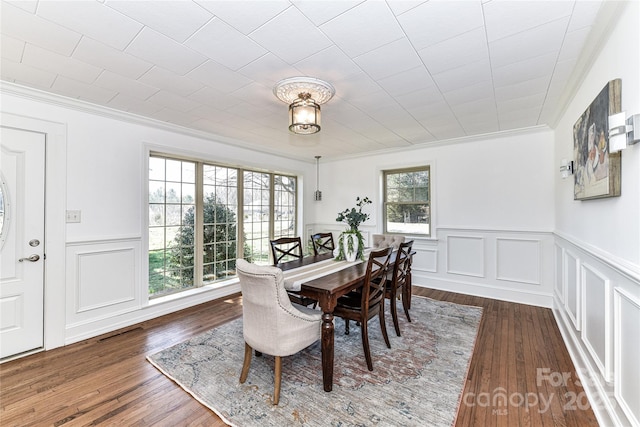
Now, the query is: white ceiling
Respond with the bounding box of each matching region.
[1,0,608,161]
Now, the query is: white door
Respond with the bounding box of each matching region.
[0,126,46,359]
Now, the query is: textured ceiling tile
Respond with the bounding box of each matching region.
[186,18,267,70]
[353,37,422,80]
[147,90,201,113]
[107,93,163,116]
[387,0,428,16]
[568,0,603,31]
[294,46,362,83]
[0,58,56,88]
[432,59,492,93]
[188,86,243,110]
[139,67,204,98]
[291,0,364,26]
[37,0,142,50]
[492,52,557,88]
[195,0,291,35]
[483,0,574,42]
[558,26,591,62]
[489,17,570,69]
[74,37,154,80]
[378,66,436,97]
[187,60,253,93]
[1,35,25,62]
[442,80,494,106]
[397,0,483,50]
[94,70,159,100]
[238,53,303,87]
[319,0,404,57]
[105,0,213,43]
[52,75,117,104]
[1,2,81,56]
[494,76,550,102]
[249,6,333,64]
[126,28,207,75]
[418,27,489,76]
[22,44,102,84]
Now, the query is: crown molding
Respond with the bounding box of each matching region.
[0,81,312,163]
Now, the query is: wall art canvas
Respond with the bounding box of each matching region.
[572,79,621,200]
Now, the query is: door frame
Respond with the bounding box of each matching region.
[1,112,67,354]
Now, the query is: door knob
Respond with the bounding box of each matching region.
[18,254,40,262]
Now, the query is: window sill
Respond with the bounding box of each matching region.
[148,277,240,306]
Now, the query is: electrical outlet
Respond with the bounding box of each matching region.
[66,210,81,223]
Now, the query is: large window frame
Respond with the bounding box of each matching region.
[148,153,297,299]
[382,166,431,236]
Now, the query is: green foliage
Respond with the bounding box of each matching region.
[336,196,372,232]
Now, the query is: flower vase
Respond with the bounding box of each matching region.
[343,232,359,262]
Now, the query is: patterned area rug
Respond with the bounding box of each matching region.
[147,297,482,426]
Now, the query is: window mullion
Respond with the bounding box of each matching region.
[269,174,275,239]
[194,162,204,286]
[237,169,245,260]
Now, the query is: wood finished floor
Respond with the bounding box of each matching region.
[0,288,598,426]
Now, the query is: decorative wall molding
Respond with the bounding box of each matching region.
[580,262,612,382]
[614,287,640,427]
[446,235,485,278]
[553,236,640,427]
[495,237,541,285]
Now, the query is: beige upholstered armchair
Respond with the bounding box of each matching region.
[372,234,405,250]
[236,259,322,405]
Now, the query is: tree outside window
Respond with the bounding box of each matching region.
[383,166,430,236]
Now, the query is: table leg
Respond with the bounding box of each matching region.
[321,312,334,392]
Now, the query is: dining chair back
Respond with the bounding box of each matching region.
[311,232,335,255]
[385,240,414,336]
[236,259,322,405]
[333,247,393,371]
[270,237,303,265]
[270,236,317,307]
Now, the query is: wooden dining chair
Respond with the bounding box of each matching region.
[333,247,393,371]
[270,237,317,308]
[270,237,303,264]
[236,259,322,405]
[311,232,335,255]
[383,240,414,336]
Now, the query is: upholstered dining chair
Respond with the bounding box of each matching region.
[236,259,322,405]
[269,237,303,265]
[372,234,405,250]
[270,237,317,308]
[333,247,393,371]
[311,232,335,255]
[383,240,414,336]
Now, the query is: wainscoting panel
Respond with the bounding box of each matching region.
[614,288,640,427]
[496,238,541,285]
[66,238,142,328]
[581,263,611,382]
[553,233,640,427]
[555,245,565,303]
[447,235,485,278]
[564,250,581,331]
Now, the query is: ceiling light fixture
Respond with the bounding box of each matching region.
[273,77,335,135]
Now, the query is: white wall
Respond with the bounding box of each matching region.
[310,128,557,307]
[552,2,640,426]
[1,88,315,346]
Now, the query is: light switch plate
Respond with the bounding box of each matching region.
[66,210,81,223]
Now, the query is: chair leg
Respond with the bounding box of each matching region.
[240,342,252,383]
[390,289,401,336]
[379,304,391,349]
[360,320,373,371]
[345,319,350,335]
[402,287,412,323]
[273,356,282,405]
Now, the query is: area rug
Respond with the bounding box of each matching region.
[147,297,482,426]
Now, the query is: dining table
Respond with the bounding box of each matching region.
[277,249,413,392]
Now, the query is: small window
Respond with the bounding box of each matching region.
[383,166,430,236]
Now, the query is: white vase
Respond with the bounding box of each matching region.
[343,232,359,262]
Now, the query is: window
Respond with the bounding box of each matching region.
[383,166,430,236]
[148,154,297,298]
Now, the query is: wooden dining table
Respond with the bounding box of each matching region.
[278,250,413,392]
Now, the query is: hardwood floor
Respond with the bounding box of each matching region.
[0,289,598,426]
